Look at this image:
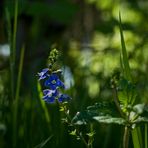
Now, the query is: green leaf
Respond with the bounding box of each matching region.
[133,104,148,117]
[119,13,132,81]
[72,102,126,125]
[117,77,137,106]
[131,104,148,124]
[69,129,77,136]
[93,115,126,125]
[72,111,97,125]
[134,117,148,123]
[133,104,145,114]
[86,102,120,116]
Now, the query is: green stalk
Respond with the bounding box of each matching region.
[13,45,25,148]
[119,13,143,148]
[10,0,18,99]
[88,124,94,148]
[132,127,141,148]
[145,124,147,148]
[5,8,13,99]
[123,126,129,148]
[12,0,18,63]
[61,103,89,148]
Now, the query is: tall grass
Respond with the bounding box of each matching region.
[13,45,25,148]
[6,0,25,147]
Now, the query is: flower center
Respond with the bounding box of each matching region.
[51,80,56,84]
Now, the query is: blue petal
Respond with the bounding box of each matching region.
[50,74,58,81]
[38,68,49,80]
[47,97,55,103]
[43,89,50,95]
[43,95,55,103]
[58,94,71,103]
[57,79,65,88]
[44,79,50,87]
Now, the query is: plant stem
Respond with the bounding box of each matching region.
[112,84,124,118]
[5,8,13,99]
[88,124,94,148]
[10,0,19,100]
[145,124,147,148]
[131,127,141,148]
[123,126,129,148]
[12,0,18,63]
[61,104,89,148]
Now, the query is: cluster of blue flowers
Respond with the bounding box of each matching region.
[38,68,71,103]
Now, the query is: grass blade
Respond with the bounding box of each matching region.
[34,135,53,148]
[13,45,25,148]
[37,82,51,126]
[5,8,14,99]
[119,12,132,82]
[12,0,18,63]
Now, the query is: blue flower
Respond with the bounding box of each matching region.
[38,68,71,104]
[38,68,49,80]
[58,94,71,103]
[44,74,65,90]
[42,89,58,103]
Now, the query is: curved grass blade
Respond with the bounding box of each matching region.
[13,45,25,148]
[34,135,53,148]
[37,81,51,126]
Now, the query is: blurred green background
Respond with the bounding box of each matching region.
[0,0,148,148]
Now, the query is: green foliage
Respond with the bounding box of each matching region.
[117,77,137,111]
[72,102,148,125]
[72,102,126,125]
[0,0,148,148]
[71,13,148,148]
[132,104,148,124]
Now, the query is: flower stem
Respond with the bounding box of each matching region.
[61,103,90,148]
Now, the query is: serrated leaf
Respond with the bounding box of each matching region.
[117,77,137,106]
[72,111,97,125]
[86,102,120,116]
[72,102,125,125]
